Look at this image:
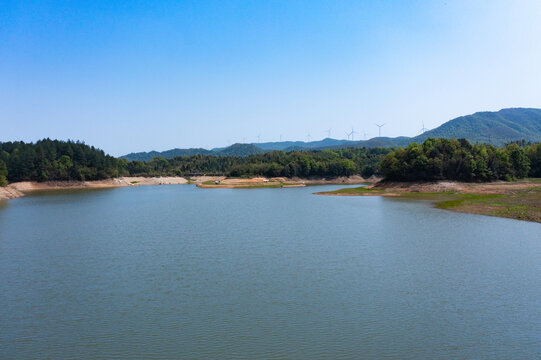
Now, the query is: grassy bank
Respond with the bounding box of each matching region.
[315,181,541,223]
[433,189,541,222]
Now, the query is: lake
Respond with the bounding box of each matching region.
[1,185,540,359]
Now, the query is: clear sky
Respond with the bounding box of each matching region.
[2,0,541,156]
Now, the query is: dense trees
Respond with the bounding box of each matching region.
[526,143,541,177]
[1,138,540,187]
[0,140,391,185]
[380,138,539,181]
[0,139,128,183]
[0,159,8,186]
[128,147,391,178]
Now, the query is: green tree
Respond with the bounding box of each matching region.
[0,159,8,186]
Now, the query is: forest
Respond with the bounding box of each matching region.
[1,138,541,186]
[0,139,128,184]
[126,147,390,178]
[380,138,541,181]
[0,140,389,184]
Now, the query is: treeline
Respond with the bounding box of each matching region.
[0,139,391,185]
[380,138,541,181]
[128,147,392,178]
[0,139,129,184]
[2,138,540,186]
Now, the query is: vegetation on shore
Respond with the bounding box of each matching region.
[128,147,390,178]
[1,138,540,190]
[380,138,541,181]
[316,182,541,223]
[0,140,391,186]
[434,188,541,222]
[0,139,127,184]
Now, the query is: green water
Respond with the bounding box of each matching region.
[1,185,540,359]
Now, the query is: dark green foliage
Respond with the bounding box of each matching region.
[4,138,539,186]
[0,159,8,186]
[526,143,541,177]
[380,138,540,181]
[122,143,265,162]
[126,147,392,178]
[413,108,541,146]
[0,139,129,183]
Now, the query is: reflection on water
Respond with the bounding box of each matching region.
[1,184,540,359]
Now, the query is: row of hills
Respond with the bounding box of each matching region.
[121,108,541,162]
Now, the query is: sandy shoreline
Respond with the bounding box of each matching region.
[0,175,371,200]
[315,180,541,196]
[0,176,191,201]
[196,175,369,188]
[314,179,541,223]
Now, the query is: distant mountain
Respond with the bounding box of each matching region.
[121,143,265,161]
[411,108,541,145]
[121,108,541,161]
[313,108,541,150]
[256,138,353,151]
[121,148,213,161]
[216,143,266,157]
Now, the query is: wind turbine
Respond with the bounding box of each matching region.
[420,121,428,134]
[257,134,261,143]
[348,127,359,141]
[307,133,312,142]
[375,123,386,137]
[363,132,368,140]
[326,128,332,138]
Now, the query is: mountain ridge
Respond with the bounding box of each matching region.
[120,108,541,161]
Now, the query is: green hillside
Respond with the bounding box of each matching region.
[121,143,265,161]
[121,108,541,160]
[412,108,541,145]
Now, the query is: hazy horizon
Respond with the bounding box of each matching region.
[2,0,541,156]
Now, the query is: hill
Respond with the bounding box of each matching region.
[257,138,353,151]
[313,108,541,149]
[411,108,541,146]
[121,108,541,160]
[121,143,265,161]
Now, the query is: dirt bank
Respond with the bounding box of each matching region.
[0,176,193,201]
[369,180,541,194]
[0,175,373,200]
[0,186,25,201]
[197,175,369,189]
[315,179,541,223]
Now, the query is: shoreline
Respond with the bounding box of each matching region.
[315,179,541,223]
[196,175,369,189]
[0,175,372,201]
[0,176,192,201]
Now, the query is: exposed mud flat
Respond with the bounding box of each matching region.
[315,179,541,223]
[196,175,369,188]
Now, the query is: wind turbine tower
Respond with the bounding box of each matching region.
[420,121,428,134]
[349,127,359,141]
[326,128,332,138]
[375,123,386,137]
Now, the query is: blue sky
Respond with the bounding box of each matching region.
[2,0,541,156]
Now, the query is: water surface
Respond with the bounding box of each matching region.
[1,185,540,359]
